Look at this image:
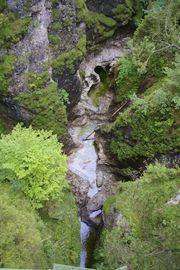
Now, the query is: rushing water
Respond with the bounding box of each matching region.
[80,221,91,267]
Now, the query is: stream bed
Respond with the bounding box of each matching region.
[67,37,128,267]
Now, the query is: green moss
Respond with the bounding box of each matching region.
[16,73,68,139]
[75,0,117,41]
[0,12,30,94]
[88,78,110,107]
[48,6,62,49]
[95,164,180,270]
[48,34,61,49]
[98,14,117,28]
[0,54,16,94]
[0,12,30,49]
[52,35,86,74]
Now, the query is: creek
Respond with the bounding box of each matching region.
[67,36,128,268]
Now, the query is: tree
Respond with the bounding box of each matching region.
[0,124,68,208]
[0,183,48,268]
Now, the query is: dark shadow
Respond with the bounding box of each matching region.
[94,66,107,83]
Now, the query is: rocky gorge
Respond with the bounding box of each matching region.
[0,0,179,269]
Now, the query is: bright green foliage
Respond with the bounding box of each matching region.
[0,182,48,268]
[17,72,68,139]
[0,54,16,94]
[0,12,30,49]
[111,58,180,161]
[95,164,180,270]
[116,0,179,102]
[0,125,68,208]
[44,193,81,266]
[52,35,86,74]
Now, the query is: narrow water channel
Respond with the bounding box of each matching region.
[68,121,100,267]
[67,40,128,267]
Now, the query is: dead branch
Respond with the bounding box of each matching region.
[111,101,129,118]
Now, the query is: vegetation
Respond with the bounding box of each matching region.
[110,0,180,161]
[0,125,81,269]
[75,0,117,41]
[116,0,179,102]
[0,1,179,269]
[48,2,62,49]
[52,34,86,74]
[95,163,180,270]
[0,125,67,208]
[0,54,16,94]
[0,11,30,94]
[17,72,68,139]
[95,2,180,269]
[44,193,81,266]
[0,183,48,268]
[88,68,111,106]
[0,12,30,49]
[111,59,180,160]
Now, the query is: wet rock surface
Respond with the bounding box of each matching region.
[67,36,129,227]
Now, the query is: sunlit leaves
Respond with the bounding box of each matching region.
[0,124,68,208]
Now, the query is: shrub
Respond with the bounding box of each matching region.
[95,164,180,270]
[0,124,68,208]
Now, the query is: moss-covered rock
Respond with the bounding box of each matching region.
[52,34,86,74]
[16,72,68,139]
[0,12,30,49]
[75,0,117,44]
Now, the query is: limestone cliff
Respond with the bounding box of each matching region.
[0,0,133,132]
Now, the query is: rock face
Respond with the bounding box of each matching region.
[49,0,85,106]
[1,1,51,123]
[1,0,85,124]
[86,0,125,17]
[1,0,133,126]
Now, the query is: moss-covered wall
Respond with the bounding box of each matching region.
[16,72,68,140]
[0,11,30,95]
